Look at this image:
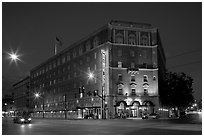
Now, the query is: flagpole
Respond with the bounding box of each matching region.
[54,43,57,55]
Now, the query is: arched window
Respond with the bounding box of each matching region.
[93,37,99,47]
[118,84,124,95]
[115,32,124,44]
[128,33,136,45]
[141,35,148,46]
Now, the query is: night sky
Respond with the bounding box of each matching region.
[2,2,202,100]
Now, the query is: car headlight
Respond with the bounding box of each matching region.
[28,118,31,121]
[20,118,25,122]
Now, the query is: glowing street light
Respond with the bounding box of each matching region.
[88,72,94,79]
[4,49,23,64]
[35,93,40,98]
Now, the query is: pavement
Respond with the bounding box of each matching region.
[2,116,202,135]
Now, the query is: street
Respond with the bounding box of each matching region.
[2,116,202,135]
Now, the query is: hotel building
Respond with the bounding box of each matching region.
[30,20,166,119]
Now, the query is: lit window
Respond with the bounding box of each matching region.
[118,61,122,68]
[94,64,97,70]
[144,75,148,82]
[118,74,122,81]
[131,75,135,82]
[131,88,136,95]
[118,87,123,95]
[94,52,97,59]
[144,88,148,95]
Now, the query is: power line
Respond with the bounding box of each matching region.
[167,49,201,60]
[168,60,202,69]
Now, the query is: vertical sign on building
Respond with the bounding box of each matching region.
[101,50,106,87]
[101,50,106,119]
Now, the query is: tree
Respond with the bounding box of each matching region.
[159,71,194,110]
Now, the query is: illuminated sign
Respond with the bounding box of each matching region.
[101,50,106,85]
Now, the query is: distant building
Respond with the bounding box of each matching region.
[12,76,30,115]
[2,94,15,117]
[30,20,166,119]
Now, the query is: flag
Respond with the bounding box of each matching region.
[54,37,63,55]
[55,37,63,46]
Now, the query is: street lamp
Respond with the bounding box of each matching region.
[87,71,106,119]
[34,92,45,118]
[88,72,94,79]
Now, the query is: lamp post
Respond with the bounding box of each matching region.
[88,71,105,119]
[35,93,45,118]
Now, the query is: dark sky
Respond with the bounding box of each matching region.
[2,2,202,100]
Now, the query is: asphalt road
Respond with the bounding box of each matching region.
[2,116,202,135]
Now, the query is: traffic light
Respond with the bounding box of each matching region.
[93,90,98,96]
[81,86,85,93]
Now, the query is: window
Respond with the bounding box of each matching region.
[118,61,122,68]
[131,62,135,68]
[131,75,135,82]
[57,58,61,66]
[53,61,56,68]
[67,53,70,61]
[118,74,122,81]
[115,32,124,44]
[144,88,148,95]
[94,64,97,70]
[130,50,135,57]
[128,33,136,45]
[117,49,122,57]
[118,87,123,95]
[62,56,66,64]
[79,60,83,65]
[93,37,99,47]
[144,75,148,82]
[143,50,147,59]
[131,88,136,95]
[87,67,90,72]
[73,50,77,58]
[141,35,148,46]
[79,46,83,55]
[94,52,97,59]
[74,72,77,77]
[86,41,91,51]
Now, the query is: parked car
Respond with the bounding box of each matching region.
[13,116,31,124]
[142,113,159,119]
